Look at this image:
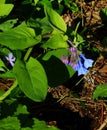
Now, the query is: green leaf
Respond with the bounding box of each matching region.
[0,0,5,4]
[70,3,79,12]
[42,48,70,60]
[21,118,59,130]
[0,26,41,50]
[40,0,52,8]
[44,6,67,32]
[0,59,6,72]
[40,17,53,35]
[21,128,32,130]
[32,118,59,130]
[93,84,107,100]
[100,8,107,22]
[13,58,48,102]
[0,4,14,17]
[34,0,39,5]
[14,104,29,116]
[0,116,21,130]
[0,19,18,32]
[41,33,68,49]
[40,49,75,87]
[0,71,15,78]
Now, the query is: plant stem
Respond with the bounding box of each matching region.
[0,80,18,102]
[0,48,33,102]
[24,47,33,61]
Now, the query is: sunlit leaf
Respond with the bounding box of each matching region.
[0,0,5,4]
[41,33,68,49]
[13,58,48,102]
[0,116,21,130]
[44,6,67,32]
[0,4,14,17]
[0,19,18,32]
[0,26,41,50]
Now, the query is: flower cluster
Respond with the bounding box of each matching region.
[61,47,94,76]
[5,53,16,67]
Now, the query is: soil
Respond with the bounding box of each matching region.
[1,0,107,130]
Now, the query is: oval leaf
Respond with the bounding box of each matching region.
[41,34,68,49]
[0,26,41,50]
[13,58,48,102]
[44,6,67,32]
[0,4,14,17]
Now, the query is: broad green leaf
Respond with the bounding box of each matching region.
[44,6,67,32]
[0,4,14,17]
[0,26,41,50]
[40,49,75,87]
[0,19,18,32]
[93,84,107,100]
[13,58,48,102]
[0,116,21,130]
[41,33,68,49]
[0,0,5,4]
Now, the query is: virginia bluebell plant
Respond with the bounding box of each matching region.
[61,47,94,76]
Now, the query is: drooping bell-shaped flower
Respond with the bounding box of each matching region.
[61,47,94,76]
[79,54,94,69]
[73,60,88,76]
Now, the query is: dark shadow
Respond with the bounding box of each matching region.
[39,55,72,87]
[28,94,94,130]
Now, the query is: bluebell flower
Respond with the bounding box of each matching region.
[79,54,94,69]
[73,60,88,76]
[61,47,94,76]
[5,53,16,67]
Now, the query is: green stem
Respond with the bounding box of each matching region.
[0,80,18,102]
[24,47,33,61]
[0,48,33,102]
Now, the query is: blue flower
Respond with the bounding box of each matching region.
[61,47,94,76]
[80,54,94,69]
[73,60,88,76]
[5,53,16,67]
